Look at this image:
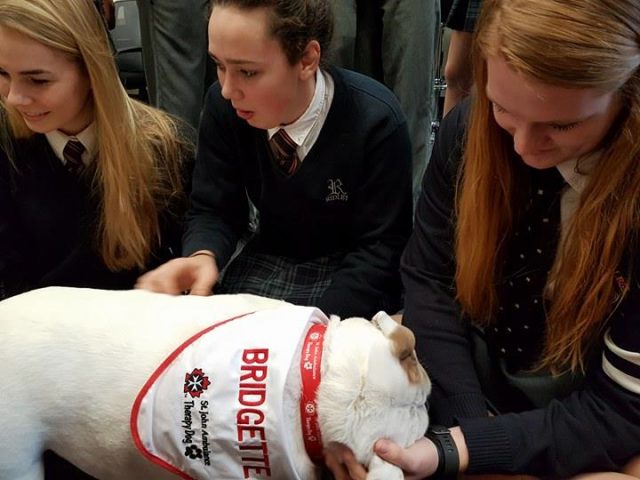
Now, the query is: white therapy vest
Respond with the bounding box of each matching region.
[131,305,328,480]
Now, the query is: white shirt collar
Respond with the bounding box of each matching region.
[45,122,97,166]
[557,150,602,238]
[555,150,601,194]
[267,69,326,146]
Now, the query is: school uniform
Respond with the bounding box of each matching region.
[0,122,186,299]
[186,66,413,318]
[402,99,640,475]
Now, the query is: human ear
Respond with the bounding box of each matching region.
[299,40,320,80]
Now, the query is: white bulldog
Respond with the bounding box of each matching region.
[0,287,430,480]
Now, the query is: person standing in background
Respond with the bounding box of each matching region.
[135,0,214,131]
[442,0,484,115]
[95,0,115,29]
[329,0,441,205]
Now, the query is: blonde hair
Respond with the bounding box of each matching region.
[455,0,640,372]
[0,0,192,271]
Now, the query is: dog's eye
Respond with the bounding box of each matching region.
[398,349,412,361]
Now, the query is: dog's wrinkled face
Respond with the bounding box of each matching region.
[317,312,430,478]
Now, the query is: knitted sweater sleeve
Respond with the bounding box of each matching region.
[182,85,249,268]
[401,100,490,425]
[459,274,640,476]
[0,145,25,298]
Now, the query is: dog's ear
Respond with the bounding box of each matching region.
[371,311,425,385]
[371,311,399,335]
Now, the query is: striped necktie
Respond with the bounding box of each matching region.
[63,140,86,175]
[269,129,300,175]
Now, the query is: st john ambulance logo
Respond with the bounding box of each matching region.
[184,368,211,398]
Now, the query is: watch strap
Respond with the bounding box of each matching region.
[426,425,459,478]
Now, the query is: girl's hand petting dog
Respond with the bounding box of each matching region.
[324,438,439,480]
[374,437,439,479]
[324,442,367,480]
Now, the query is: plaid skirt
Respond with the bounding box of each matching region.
[216,245,344,307]
[445,0,485,32]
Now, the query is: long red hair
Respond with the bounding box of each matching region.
[455,0,640,372]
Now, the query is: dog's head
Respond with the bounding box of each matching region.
[316,311,430,477]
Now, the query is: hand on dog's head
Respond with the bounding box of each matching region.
[318,311,430,479]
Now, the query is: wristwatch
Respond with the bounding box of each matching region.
[425,425,459,478]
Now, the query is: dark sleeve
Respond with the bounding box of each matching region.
[401,101,490,425]
[316,114,413,319]
[0,148,29,298]
[459,275,640,476]
[37,244,140,290]
[182,85,249,268]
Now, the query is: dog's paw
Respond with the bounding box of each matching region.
[366,454,404,480]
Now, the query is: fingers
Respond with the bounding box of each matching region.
[324,452,351,480]
[135,256,216,295]
[135,260,185,294]
[190,258,219,296]
[342,450,367,480]
[623,454,640,476]
[374,439,406,467]
[374,437,438,479]
[324,442,367,480]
